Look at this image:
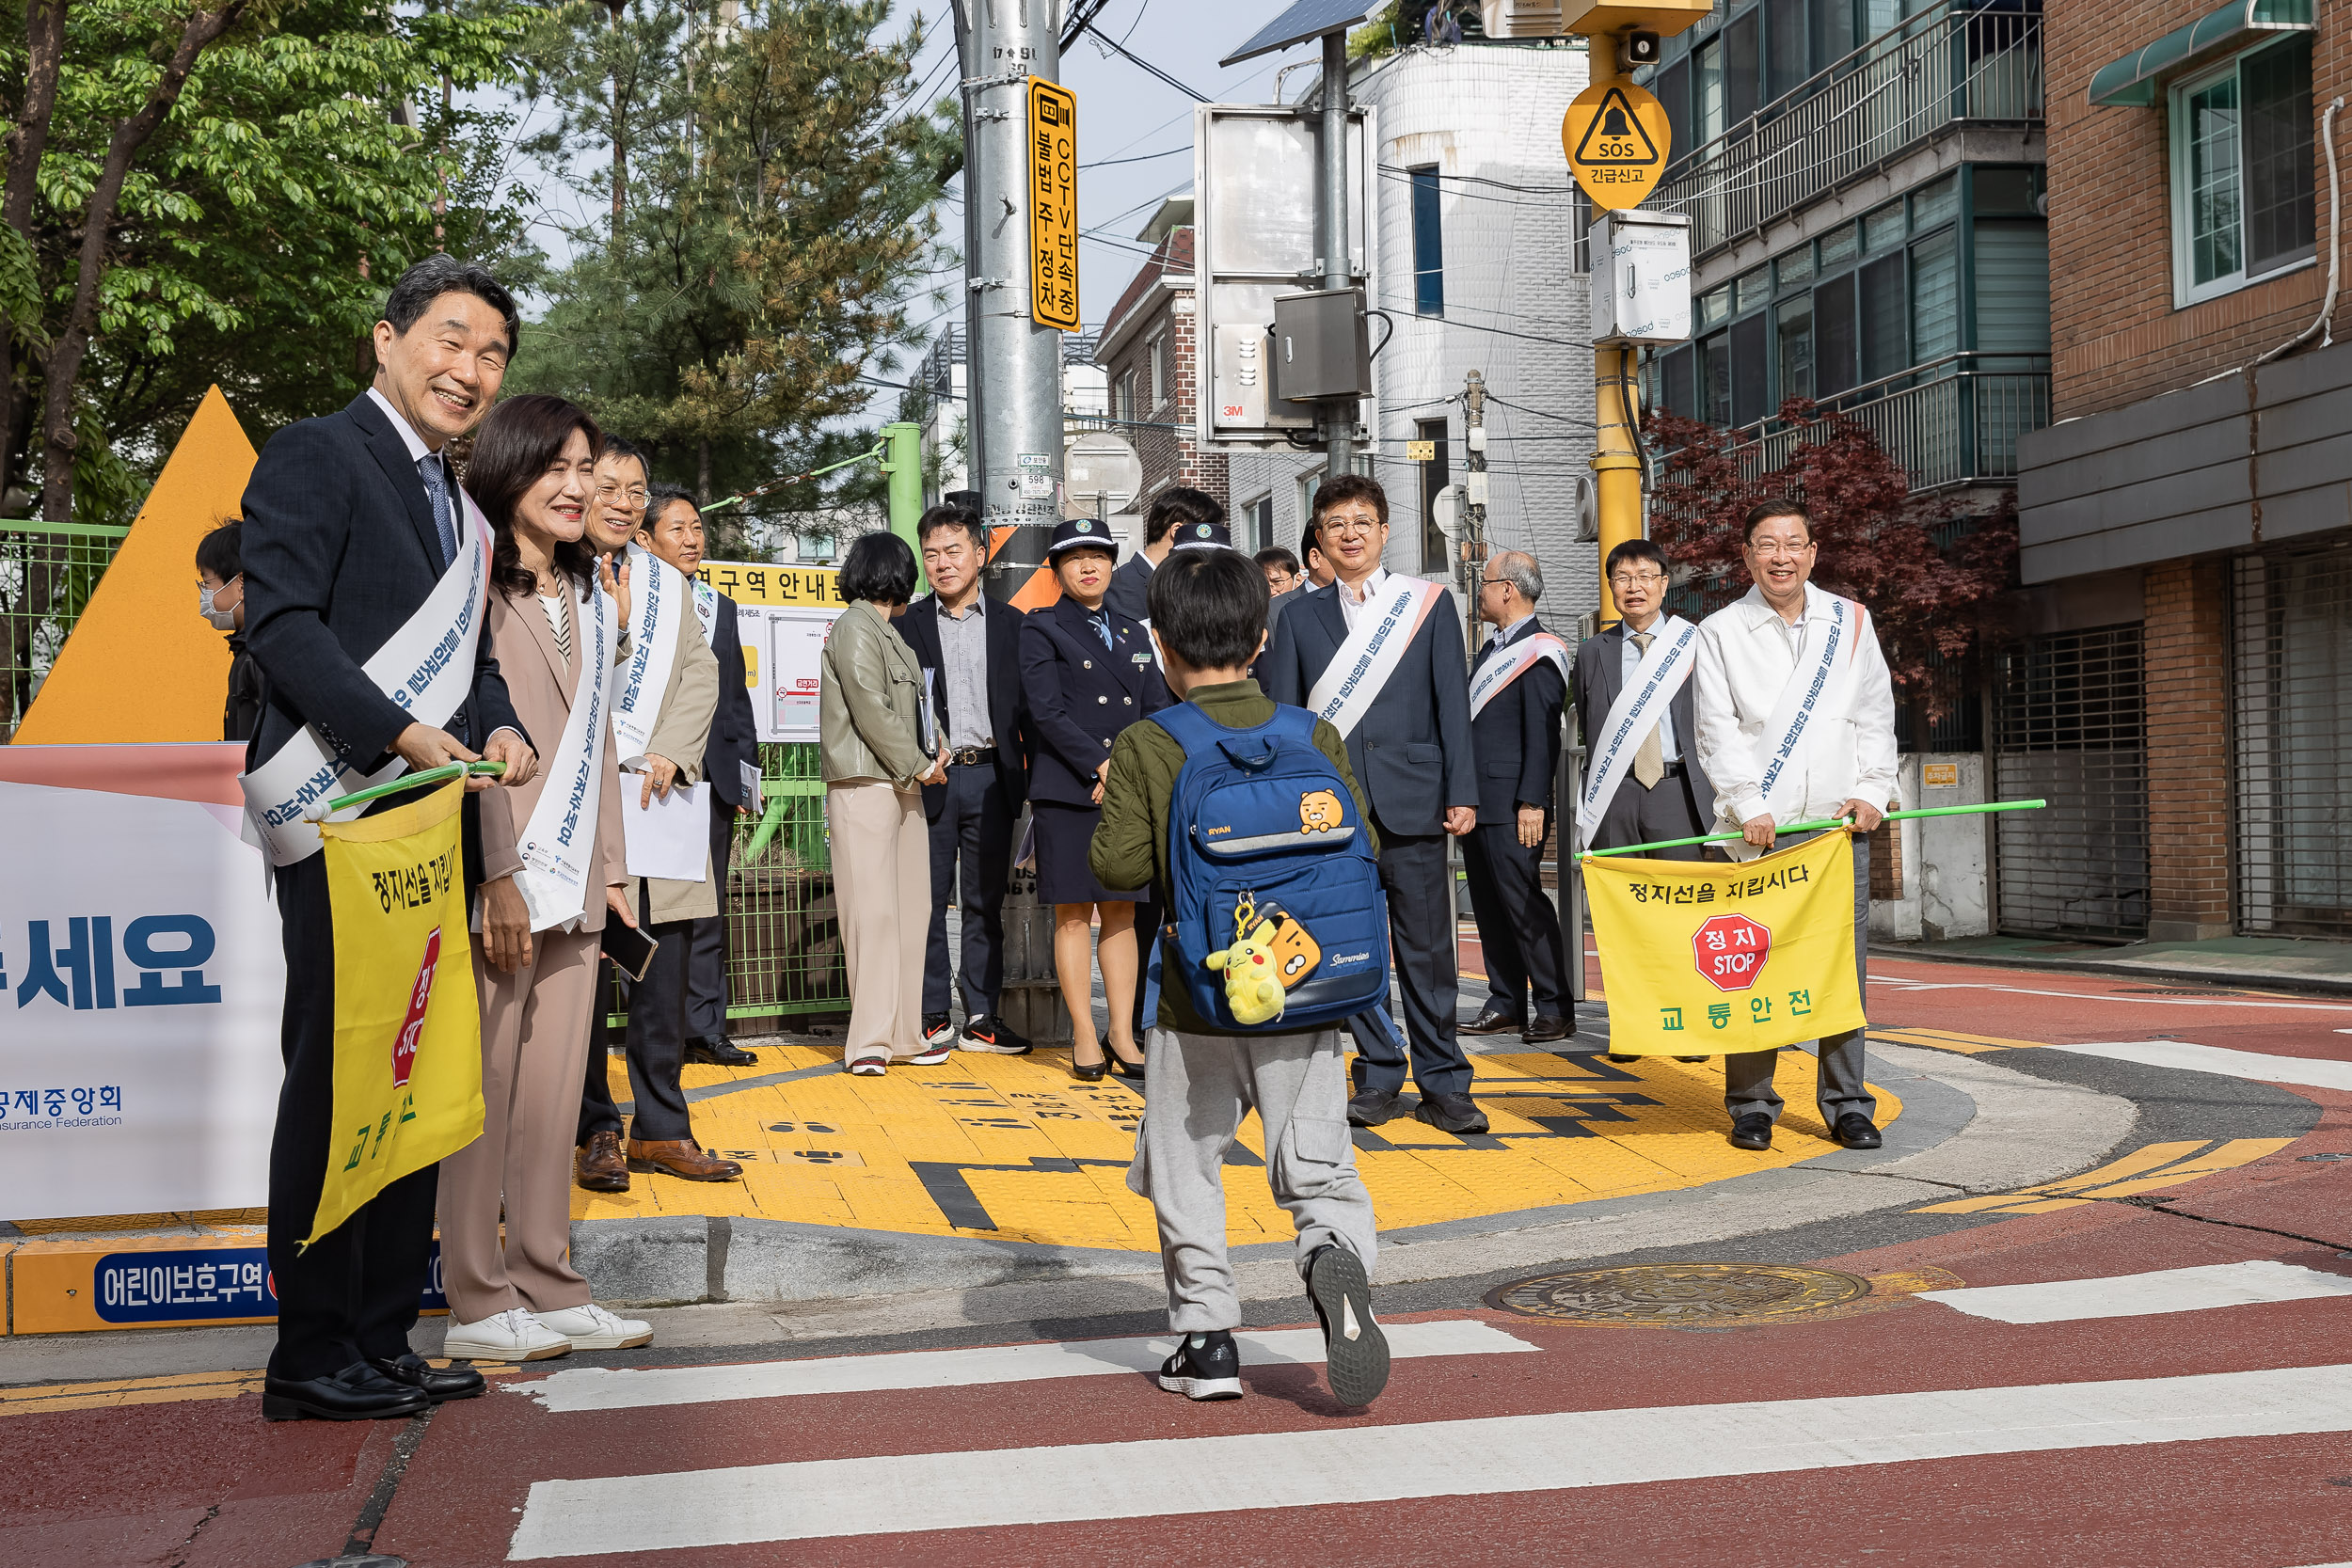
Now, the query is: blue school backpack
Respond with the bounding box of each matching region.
[1149,702,1389,1032]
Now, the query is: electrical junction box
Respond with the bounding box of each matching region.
[1483,0,1711,38]
[1269,288,1372,404]
[1591,208,1692,346]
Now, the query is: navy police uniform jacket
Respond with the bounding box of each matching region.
[1018,597,1173,807]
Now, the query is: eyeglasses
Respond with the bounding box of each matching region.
[1609,572,1668,589]
[596,484,649,504]
[1322,517,1381,538]
[1480,577,1510,588]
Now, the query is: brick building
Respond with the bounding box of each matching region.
[1095,202,1230,528]
[2016,0,2350,944]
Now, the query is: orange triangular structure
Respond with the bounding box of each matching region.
[12,386,258,744]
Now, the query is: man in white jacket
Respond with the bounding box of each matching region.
[1691,501,1898,1154]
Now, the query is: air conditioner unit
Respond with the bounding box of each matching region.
[1480,0,1565,37]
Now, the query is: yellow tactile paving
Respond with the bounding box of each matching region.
[1873,1027,2048,1054]
[0,1361,520,1418]
[576,1045,1899,1251]
[1913,1137,2296,1215]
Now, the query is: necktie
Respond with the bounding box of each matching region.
[417,454,458,571]
[1630,631,1665,789]
[1090,610,1114,651]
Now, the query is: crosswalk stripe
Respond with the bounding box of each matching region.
[2038,1037,2352,1091]
[515,1317,1537,1414]
[507,1363,2352,1558]
[1917,1261,2352,1323]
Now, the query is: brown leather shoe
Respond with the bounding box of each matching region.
[626,1138,743,1181]
[575,1130,628,1193]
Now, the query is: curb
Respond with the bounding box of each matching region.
[1867,942,2352,998]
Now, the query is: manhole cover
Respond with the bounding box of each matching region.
[1487,1263,1873,1325]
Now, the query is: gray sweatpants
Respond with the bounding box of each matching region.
[1127,1025,1380,1333]
[1723,828,1878,1126]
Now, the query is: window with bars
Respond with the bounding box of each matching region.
[2171,35,2315,307]
[1992,625,2150,938]
[2233,546,2352,937]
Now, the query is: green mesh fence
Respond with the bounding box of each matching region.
[3,520,131,736]
[722,740,847,1020]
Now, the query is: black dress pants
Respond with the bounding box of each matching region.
[265,854,439,1381]
[1346,831,1471,1100]
[923,763,1013,1019]
[681,789,738,1042]
[1462,818,1569,1024]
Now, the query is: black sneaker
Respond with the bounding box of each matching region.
[1157,1329,1244,1401]
[920,1013,957,1051]
[1306,1243,1390,1407]
[960,1014,1033,1055]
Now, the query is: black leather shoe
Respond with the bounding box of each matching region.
[1346,1088,1402,1127]
[371,1352,486,1403]
[1677,1056,1708,1063]
[1522,1016,1570,1043]
[1833,1113,1883,1149]
[684,1036,757,1067]
[1415,1092,1490,1135]
[1459,1008,1523,1037]
[262,1362,430,1422]
[1728,1113,1773,1151]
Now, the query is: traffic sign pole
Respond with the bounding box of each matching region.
[1584,32,1644,629]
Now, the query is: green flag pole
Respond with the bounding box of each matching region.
[1580,798,2046,860]
[314,760,507,818]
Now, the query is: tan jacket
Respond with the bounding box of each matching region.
[478,584,628,932]
[819,599,930,788]
[632,609,721,924]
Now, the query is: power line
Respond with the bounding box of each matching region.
[1082,144,1189,169]
[1065,0,1210,103]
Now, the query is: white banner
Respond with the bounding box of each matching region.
[1754,588,1861,823]
[0,774,283,1221]
[1469,630,1572,719]
[514,584,618,932]
[608,543,687,771]
[1306,576,1444,739]
[1576,616,1698,846]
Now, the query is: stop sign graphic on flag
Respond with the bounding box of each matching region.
[1693,914,1771,991]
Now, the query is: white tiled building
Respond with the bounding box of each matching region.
[1224,39,1597,619]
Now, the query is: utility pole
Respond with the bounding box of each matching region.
[1318,28,1353,483]
[951,0,1063,606]
[1462,369,1488,663]
[1582,33,1650,629]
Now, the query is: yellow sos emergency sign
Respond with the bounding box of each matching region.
[1563,81,1671,211]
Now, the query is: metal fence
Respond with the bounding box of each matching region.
[1992,624,2150,939]
[722,741,850,1021]
[3,520,131,736]
[1657,6,2044,260]
[1728,359,2052,493]
[2233,545,2352,938]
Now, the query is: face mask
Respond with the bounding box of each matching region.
[199,578,238,631]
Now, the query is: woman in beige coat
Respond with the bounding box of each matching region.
[440,393,648,1365]
[820,531,946,1074]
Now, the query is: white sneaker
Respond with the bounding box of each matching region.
[534,1302,653,1351]
[444,1307,571,1362]
[847,1053,887,1076]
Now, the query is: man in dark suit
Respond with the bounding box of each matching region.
[898,501,1032,1053]
[239,256,536,1422]
[1262,474,1483,1134]
[1105,485,1224,625]
[637,487,761,1069]
[1460,550,1573,1044]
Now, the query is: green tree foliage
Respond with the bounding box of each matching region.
[0,0,529,525]
[511,0,954,557]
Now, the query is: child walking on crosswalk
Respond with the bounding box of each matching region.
[1089,546,1391,1408]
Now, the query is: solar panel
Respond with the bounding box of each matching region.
[1219,0,1379,67]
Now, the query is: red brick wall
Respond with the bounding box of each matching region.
[2043,5,2347,419]
[2141,559,2233,939]
[1102,283,1229,512]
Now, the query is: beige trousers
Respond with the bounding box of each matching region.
[439,924,599,1323]
[828,780,930,1064]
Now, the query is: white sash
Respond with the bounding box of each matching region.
[1305,576,1444,739]
[240,495,493,866]
[1752,589,1862,822]
[1575,616,1697,845]
[1469,629,1571,719]
[513,582,617,932]
[690,578,720,646]
[608,543,686,770]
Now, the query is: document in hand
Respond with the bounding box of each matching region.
[623,780,712,881]
[917,667,939,754]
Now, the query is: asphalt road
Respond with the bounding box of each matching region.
[7,955,2352,1567]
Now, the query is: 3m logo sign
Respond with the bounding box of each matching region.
[1693,913,1770,992]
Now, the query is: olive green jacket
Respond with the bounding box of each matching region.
[1089,678,1375,1036]
[819,599,931,788]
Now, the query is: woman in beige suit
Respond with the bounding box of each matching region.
[820,531,946,1074]
[440,393,647,1364]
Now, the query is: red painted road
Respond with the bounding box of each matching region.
[7,958,2352,1567]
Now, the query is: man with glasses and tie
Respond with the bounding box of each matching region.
[1458,551,1574,1044]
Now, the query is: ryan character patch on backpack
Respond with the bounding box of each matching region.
[1297,788,1343,834]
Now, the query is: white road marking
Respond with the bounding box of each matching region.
[2036,1037,2352,1092]
[1918,1261,2352,1324]
[508,1362,2352,1557]
[513,1317,1534,1414]
[1867,977,2352,1013]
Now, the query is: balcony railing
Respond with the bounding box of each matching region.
[1656,6,2044,261]
[1709,356,2051,494]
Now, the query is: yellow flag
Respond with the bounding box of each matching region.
[1585,831,1867,1057]
[308,779,485,1248]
